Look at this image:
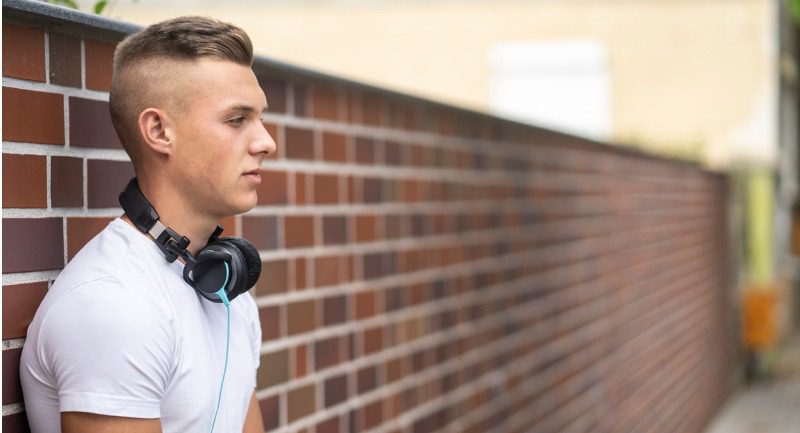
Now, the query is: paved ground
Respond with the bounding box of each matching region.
[704,336,800,433]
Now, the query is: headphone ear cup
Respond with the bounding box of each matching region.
[219,237,261,292]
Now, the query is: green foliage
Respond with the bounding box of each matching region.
[94,0,108,14]
[45,0,134,15]
[790,0,800,24]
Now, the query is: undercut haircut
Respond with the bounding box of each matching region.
[109,16,254,170]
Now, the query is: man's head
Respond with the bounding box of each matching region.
[110,16,275,220]
[110,16,254,171]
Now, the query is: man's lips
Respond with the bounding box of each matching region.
[243,170,262,183]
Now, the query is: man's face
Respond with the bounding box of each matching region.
[167,58,275,219]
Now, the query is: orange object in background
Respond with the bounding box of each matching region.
[743,290,777,350]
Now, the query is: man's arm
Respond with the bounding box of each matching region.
[62,412,162,433]
[242,392,264,433]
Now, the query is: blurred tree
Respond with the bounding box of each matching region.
[790,0,800,24]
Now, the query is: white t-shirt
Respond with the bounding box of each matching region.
[20,218,262,433]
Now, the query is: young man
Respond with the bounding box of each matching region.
[20,16,275,433]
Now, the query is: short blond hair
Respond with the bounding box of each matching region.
[109,16,254,170]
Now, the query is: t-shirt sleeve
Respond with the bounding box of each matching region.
[242,291,262,371]
[38,277,175,419]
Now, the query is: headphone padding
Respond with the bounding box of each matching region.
[219,236,261,291]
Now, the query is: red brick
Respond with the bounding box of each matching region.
[315,336,343,371]
[257,170,288,205]
[51,156,83,208]
[2,411,31,433]
[315,255,342,287]
[356,215,377,243]
[323,295,348,326]
[87,160,135,208]
[314,174,339,204]
[3,87,64,144]
[355,291,377,320]
[357,365,377,394]
[3,281,48,339]
[3,348,22,405]
[2,24,45,81]
[287,383,316,422]
[255,259,288,295]
[317,416,341,433]
[3,218,64,273]
[362,93,384,126]
[312,85,339,120]
[256,73,287,113]
[294,257,307,290]
[363,327,384,355]
[322,216,348,245]
[362,400,383,429]
[67,217,113,260]
[294,173,308,205]
[287,300,316,335]
[293,83,308,117]
[69,97,122,149]
[84,39,115,91]
[285,127,315,160]
[241,216,278,250]
[2,154,46,208]
[285,215,314,248]
[293,344,308,378]
[355,137,376,164]
[259,305,281,341]
[322,132,348,163]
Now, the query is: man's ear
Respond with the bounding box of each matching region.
[138,108,175,156]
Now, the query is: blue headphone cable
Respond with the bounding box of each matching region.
[209,262,231,433]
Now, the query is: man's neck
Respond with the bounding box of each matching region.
[133,176,219,256]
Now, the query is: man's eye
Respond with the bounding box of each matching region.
[228,116,245,125]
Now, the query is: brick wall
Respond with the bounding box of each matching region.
[2,2,737,433]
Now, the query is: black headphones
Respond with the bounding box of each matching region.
[118,178,261,304]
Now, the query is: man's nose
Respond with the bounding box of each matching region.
[252,121,277,156]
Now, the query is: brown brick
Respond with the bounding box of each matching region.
[357,365,377,394]
[363,178,383,203]
[355,291,377,320]
[259,394,281,431]
[386,357,406,383]
[293,344,308,378]
[50,156,83,207]
[67,217,113,260]
[322,132,347,163]
[294,173,308,205]
[314,174,339,204]
[48,32,82,87]
[315,336,342,371]
[362,400,383,429]
[315,255,341,287]
[323,295,348,326]
[317,416,341,433]
[259,305,280,341]
[84,39,115,91]
[69,97,122,149]
[3,87,64,145]
[255,259,288,295]
[2,154,46,208]
[3,281,48,339]
[87,160,134,208]
[294,257,307,290]
[312,85,339,120]
[355,215,377,243]
[363,327,384,355]
[363,93,383,126]
[3,218,64,273]
[242,216,278,250]
[324,374,348,408]
[285,215,314,248]
[3,24,45,82]
[287,383,316,423]
[3,348,22,405]
[287,300,316,335]
[257,170,288,205]
[384,141,404,165]
[293,83,309,117]
[257,349,289,389]
[322,216,347,245]
[285,127,315,160]
[355,137,376,164]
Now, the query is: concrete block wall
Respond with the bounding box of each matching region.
[2,2,737,432]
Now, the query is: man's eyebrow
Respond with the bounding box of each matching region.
[227,104,269,114]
